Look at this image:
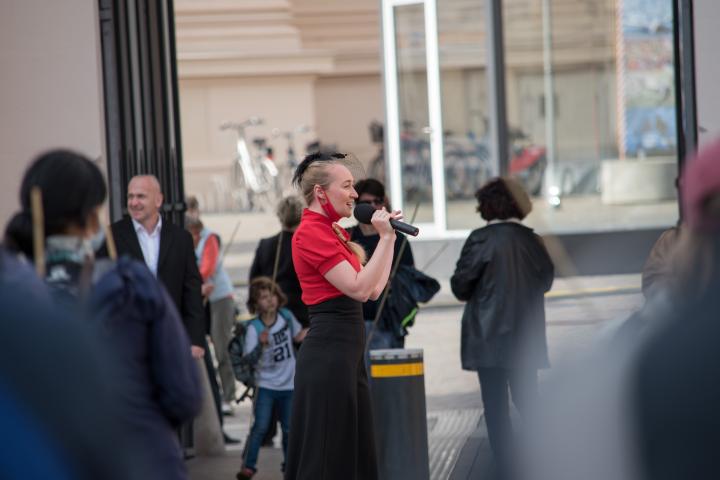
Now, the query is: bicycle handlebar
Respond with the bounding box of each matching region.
[219,117,264,131]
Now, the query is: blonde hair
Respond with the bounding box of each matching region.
[295,156,367,265]
[298,161,335,206]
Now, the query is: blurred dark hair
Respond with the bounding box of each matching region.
[4,149,107,259]
[186,195,199,212]
[184,215,203,232]
[276,196,304,230]
[354,178,386,200]
[475,177,531,222]
[246,276,287,315]
[355,178,390,210]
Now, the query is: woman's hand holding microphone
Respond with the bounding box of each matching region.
[371,208,403,239]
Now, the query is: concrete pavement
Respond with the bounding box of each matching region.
[188,278,643,480]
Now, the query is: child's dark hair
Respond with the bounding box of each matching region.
[4,149,107,259]
[246,276,287,315]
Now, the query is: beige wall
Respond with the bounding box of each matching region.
[180,76,317,210]
[314,75,384,166]
[179,73,386,210]
[0,0,106,227]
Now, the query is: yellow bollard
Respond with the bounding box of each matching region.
[370,348,430,480]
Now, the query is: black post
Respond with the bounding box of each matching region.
[485,0,509,176]
[98,0,186,226]
[672,0,698,220]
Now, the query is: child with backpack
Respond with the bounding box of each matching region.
[236,277,307,480]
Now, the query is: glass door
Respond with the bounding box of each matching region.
[382,0,446,233]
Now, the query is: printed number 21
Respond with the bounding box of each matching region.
[273,343,291,362]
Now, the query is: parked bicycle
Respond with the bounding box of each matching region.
[220,118,279,212]
[272,124,312,196]
[367,121,433,203]
[368,120,546,201]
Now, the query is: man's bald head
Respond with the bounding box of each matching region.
[127,175,163,230]
[129,174,161,193]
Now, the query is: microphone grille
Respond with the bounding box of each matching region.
[353,203,375,224]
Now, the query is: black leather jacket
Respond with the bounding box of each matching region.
[451,222,554,370]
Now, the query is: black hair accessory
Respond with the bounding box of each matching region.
[292,152,347,187]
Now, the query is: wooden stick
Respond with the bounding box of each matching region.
[420,241,449,272]
[104,225,118,261]
[217,220,242,269]
[30,187,45,278]
[271,230,284,286]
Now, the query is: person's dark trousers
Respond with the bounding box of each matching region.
[477,367,539,476]
[263,342,303,445]
[262,406,279,446]
[242,388,293,472]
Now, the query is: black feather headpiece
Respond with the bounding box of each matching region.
[292,152,348,187]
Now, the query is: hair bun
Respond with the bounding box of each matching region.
[4,211,35,259]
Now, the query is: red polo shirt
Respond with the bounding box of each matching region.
[292,209,361,305]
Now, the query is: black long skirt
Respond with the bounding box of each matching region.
[284,295,379,480]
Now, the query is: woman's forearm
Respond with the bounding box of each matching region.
[354,235,394,300]
[324,235,396,302]
[369,243,393,300]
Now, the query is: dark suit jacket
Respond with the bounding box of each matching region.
[249,230,308,327]
[102,217,206,347]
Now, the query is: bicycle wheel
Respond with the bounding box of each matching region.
[231,160,252,211]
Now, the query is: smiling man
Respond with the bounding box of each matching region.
[104,175,206,358]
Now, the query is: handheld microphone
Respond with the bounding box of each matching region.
[353,203,419,237]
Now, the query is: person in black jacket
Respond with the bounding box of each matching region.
[347,178,414,350]
[104,175,206,358]
[249,195,308,327]
[450,177,554,475]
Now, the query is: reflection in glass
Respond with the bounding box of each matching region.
[437,0,491,229]
[395,4,434,224]
[507,0,680,233]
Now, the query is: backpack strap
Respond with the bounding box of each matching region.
[278,308,296,337]
[249,318,265,335]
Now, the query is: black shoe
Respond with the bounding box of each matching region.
[236,467,255,480]
[223,432,241,445]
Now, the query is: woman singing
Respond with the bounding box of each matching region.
[284,152,399,480]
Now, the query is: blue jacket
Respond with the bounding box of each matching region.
[0,248,138,479]
[90,257,202,479]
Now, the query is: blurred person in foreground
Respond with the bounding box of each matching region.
[4,150,202,479]
[450,177,554,477]
[249,195,308,328]
[0,250,133,480]
[520,138,720,480]
[641,178,682,301]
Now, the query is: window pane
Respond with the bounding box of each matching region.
[504,0,679,234]
[395,4,434,224]
[438,0,490,230]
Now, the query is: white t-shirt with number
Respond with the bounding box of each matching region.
[243,310,302,391]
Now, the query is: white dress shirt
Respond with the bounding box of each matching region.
[132,216,162,276]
